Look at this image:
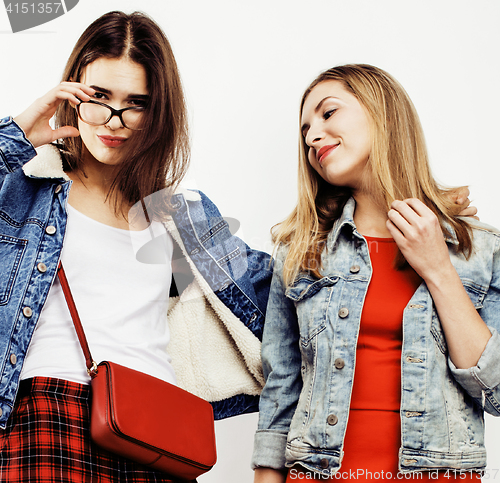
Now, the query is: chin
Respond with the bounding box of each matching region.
[83,145,123,167]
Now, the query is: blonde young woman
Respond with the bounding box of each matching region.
[252,64,499,482]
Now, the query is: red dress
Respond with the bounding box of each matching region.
[287,237,475,482]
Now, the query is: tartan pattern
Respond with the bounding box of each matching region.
[0,377,191,483]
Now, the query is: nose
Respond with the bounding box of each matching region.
[305,121,324,148]
[105,113,125,130]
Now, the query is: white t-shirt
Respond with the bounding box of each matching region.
[21,204,176,385]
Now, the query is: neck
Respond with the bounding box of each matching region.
[67,149,132,220]
[352,190,392,238]
[71,150,118,192]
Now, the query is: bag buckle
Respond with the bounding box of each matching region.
[87,361,98,377]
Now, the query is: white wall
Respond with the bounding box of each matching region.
[1,1,499,481]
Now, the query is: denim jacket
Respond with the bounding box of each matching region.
[252,197,500,476]
[0,117,272,429]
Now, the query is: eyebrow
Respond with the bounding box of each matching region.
[90,85,149,101]
[301,96,338,137]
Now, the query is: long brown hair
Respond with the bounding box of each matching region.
[274,64,472,286]
[55,11,189,216]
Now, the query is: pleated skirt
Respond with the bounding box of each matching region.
[0,377,192,483]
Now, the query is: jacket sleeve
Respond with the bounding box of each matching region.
[252,250,303,470]
[0,117,37,181]
[448,233,500,416]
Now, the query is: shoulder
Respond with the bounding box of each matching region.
[463,217,500,236]
[174,189,222,215]
[465,218,500,253]
[190,190,224,218]
[171,190,225,236]
[448,219,500,288]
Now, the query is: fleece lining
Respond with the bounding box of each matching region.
[165,217,264,401]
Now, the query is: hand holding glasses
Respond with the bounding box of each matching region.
[76,99,145,131]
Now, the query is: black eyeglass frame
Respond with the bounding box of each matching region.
[76,99,146,131]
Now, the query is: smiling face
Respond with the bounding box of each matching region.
[78,56,149,168]
[301,80,372,191]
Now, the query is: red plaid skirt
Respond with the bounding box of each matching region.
[0,377,194,482]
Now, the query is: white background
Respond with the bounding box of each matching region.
[1,1,499,481]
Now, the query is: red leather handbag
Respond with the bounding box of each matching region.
[57,263,217,481]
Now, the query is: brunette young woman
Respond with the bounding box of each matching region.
[0,11,271,482]
[252,64,499,482]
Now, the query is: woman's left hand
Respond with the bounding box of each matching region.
[387,198,492,369]
[386,198,453,282]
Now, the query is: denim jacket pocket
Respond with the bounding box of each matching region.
[430,280,487,354]
[286,275,339,344]
[0,235,26,305]
[461,279,487,309]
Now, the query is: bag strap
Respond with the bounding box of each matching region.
[57,262,98,377]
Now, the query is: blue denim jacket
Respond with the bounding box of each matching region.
[0,117,272,429]
[252,197,500,476]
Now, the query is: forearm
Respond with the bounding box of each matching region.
[425,263,492,369]
[254,468,287,483]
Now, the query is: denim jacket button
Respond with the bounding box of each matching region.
[320,458,329,469]
[327,414,338,425]
[54,185,62,194]
[45,225,56,235]
[334,358,345,369]
[37,262,47,273]
[338,308,349,318]
[350,265,360,274]
[23,307,33,318]
[9,354,17,365]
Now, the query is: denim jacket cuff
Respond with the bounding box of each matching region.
[0,116,36,171]
[448,327,500,398]
[251,430,288,470]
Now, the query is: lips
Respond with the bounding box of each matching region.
[317,143,339,164]
[97,135,127,148]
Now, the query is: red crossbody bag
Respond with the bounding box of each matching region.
[57,263,217,481]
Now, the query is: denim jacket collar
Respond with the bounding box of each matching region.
[22,144,70,181]
[329,196,463,247]
[327,198,359,248]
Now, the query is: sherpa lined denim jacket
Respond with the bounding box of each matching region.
[0,117,272,429]
[252,197,500,476]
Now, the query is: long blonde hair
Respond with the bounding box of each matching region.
[274,64,472,286]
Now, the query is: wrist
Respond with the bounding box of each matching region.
[12,118,30,140]
[12,115,33,143]
[423,261,460,292]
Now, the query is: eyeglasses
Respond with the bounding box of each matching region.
[76,99,146,131]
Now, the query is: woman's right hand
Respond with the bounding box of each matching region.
[13,82,95,148]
